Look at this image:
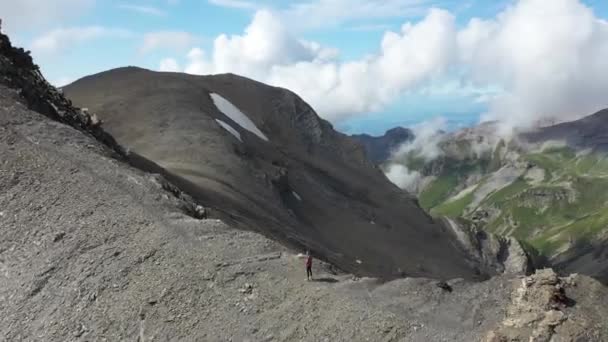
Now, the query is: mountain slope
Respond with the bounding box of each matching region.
[387,114,608,282]
[63,67,479,280]
[522,109,608,151]
[351,127,413,163]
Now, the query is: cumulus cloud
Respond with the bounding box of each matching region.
[392,117,447,161]
[31,26,132,56]
[164,0,608,132]
[179,8,456,121]
[0,0,95,33]
[384,117,447,191]
[385,164,422,192]
[140,31,200,54]
[460,0,608,132]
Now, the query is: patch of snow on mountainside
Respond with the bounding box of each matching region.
[215,119,242,142]
[211,93,269,141]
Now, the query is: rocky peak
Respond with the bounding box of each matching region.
[351,126,414,163]
[0,29,124,157]
[521,108,608,152]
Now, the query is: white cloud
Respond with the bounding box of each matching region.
[181,8,456,121]
[183,48,211,74]
[118,4,166,16]
[0,0,95,33]
[184,10,336,77]
[208,0,257,9]
[283,0,435,31]
[460,0,608,131]
[31,26,132,56]
[140,31,200,54]
[393,117,447,161]
[385,164,422,192]
[159,58,181,72]
[384,117,447,192]
[171,0,608,132]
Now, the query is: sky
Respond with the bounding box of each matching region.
[2,0,608,135]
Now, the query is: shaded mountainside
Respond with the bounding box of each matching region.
[521,109,608,152]
[64,67,479,280]
[388,113,608,283]
[2,29,608,342]
[351,127,413,163]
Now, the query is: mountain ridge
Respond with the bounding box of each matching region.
[351,127,414,163]
[64,66,481,280]
[386,109,608,283]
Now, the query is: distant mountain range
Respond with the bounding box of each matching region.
[386,111,608,282]
[350,127,413,163]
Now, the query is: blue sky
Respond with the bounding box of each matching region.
[2,0,608,135]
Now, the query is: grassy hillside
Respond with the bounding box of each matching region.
[394,141,608,258]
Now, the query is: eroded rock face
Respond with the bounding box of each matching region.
[0,29,206,222]
[444,218,534,277]
[485,269,605,342]
[0,30,124,157]
[502,238,533,276]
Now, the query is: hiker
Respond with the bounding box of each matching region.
[305,251,313,281]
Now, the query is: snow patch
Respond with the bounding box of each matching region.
[292,191,302,201]
[215,119,242,142]
[210,93,269,142]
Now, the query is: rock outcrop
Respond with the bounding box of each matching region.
[0,30,124,157]
[444,218,536,277]
[351,127,414,164]
[485,269,607,341]
[0,27,205,221]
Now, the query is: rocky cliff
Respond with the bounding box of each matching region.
[386,115,608,283]
[351,127,414,163]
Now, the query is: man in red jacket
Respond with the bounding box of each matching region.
[305,251,313,281]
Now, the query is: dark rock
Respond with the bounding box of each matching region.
[52,231,65,242]
[351,127,414,164]
[436,281,453,292]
